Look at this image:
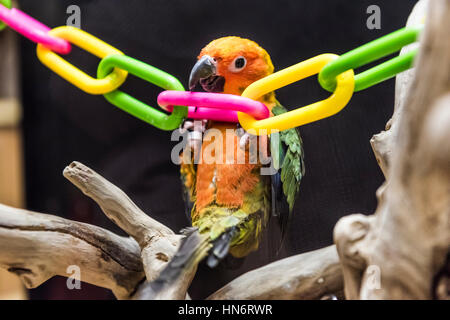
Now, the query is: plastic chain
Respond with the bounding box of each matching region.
[98,54,187,131]
[157,91,270,123]
[318,26,422,92]
[0,0,11,31]
[0,4,71,54]
[238,54,355,135]
[36,26,128,95]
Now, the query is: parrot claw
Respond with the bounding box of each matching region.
[236,125,251,151]
[181,120,207,154]
[180,119,207,133]
[239,132,251,151]
[179,120,194,133]
[236,127,246,137]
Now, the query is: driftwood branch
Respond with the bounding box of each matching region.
[0,204,144,299]
[63,161,193,300]
[62,162,342,300]
[0,160,197,300]
[0,160,343,299]
[208,245,342,300]
[335,0,450,299]
[63,162,180,272]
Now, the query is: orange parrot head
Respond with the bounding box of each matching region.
[189,36,275,103]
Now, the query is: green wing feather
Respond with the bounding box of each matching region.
[271,102,305,214]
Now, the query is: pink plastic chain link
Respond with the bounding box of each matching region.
[0,4,70,54]
[157,91,270,123]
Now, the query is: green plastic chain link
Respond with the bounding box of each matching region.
[0,0,11,31]
[97,54,187,131]
[319,26,422,92]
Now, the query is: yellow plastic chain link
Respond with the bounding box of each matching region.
[238,54,355,135]
[36,26,128,95]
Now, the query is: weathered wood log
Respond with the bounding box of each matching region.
[0,204,145,299]
[208,245,343,300]
[334,0,450,300]
[63,161,193,300]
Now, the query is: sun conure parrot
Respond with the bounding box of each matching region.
[151,36,305,291]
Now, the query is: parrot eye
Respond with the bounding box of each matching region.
[229,56,247,72]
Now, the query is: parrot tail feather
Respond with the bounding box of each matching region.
[207,226,237,268]
[145,227,237,297]
[148,227,210,295]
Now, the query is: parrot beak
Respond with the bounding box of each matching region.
[189,55,225,92]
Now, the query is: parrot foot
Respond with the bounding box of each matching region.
[236,127,251,151]
[180,120,207,155]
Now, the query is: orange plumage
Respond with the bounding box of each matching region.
[194,123,262,214]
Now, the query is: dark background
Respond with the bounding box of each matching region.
[18,0,416,299]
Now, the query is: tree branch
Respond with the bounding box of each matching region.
[0,204,144,299]
[208,245,343,300]
[63,161,194,299]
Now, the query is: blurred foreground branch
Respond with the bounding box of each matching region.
[335,0,450,299]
